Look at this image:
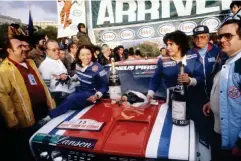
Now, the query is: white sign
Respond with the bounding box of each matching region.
[158,24,176,36]
[137,26,155,38]
[178,21,197,35]
[57,0,86,38]
[96,0,231,26]
[120,29,135,40]
[57,119,104,131]
[101,31,116,42]
[201,17,221,32]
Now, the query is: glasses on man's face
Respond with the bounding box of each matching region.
[49,48,60,52]
[194,35,208,41]
[217,33,237,41]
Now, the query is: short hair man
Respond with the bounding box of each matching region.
[188,25,221,151]
[66,42,77,74]
[38,40,75,105]
[158,47,168,58]
[77,23,93,46]
[190,25,221,100]
[98,44,112,65]
[230,1,241,14]
[203,19,241,161]
[0,37,55,161]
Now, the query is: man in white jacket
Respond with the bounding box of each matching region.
[38,40,76,105]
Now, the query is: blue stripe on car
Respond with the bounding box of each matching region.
[157,108,173,158]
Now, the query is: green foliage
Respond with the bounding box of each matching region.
[35,26,57,40]
[136,41,160,57]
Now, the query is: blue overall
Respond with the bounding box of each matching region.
[148,54,208,145]
[49,62,109,118]
[148,55,204,96]
[188,43,222,147]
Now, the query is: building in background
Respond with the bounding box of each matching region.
[34,21,57,29]
[0,14,21,24]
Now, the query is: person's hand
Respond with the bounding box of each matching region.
[147,95,152,103]
[203,102,211,116]
[59,74,68,80]
[38,115,51,126]
[87,95,97,103]
[177,73,190,84]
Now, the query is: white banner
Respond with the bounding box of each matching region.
[57,0,86,38]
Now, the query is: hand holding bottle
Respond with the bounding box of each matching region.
[177,73,190,84]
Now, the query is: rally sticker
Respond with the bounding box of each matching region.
[228,86,241,99]
[57,119,105,131]
[92,65,99,72]
[32,133,97,149]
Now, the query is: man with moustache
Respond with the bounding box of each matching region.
[28,33,46,67]
[0,36,55,161]
[203,19,241,161]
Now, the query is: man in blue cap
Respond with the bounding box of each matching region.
[188,25,222,151]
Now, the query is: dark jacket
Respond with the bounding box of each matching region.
[77,32,93,46]
[188,43,221,100]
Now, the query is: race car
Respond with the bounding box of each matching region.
[30,58,209,161]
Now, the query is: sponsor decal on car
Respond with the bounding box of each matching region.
[57,119,105,131]
[32,133,97,149]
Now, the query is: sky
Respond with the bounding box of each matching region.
[0,1,57,24]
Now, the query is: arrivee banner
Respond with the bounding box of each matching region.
[87,0,231,45]
[57,0,86,38]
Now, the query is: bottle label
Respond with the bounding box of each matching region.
[109,86,121,100]
[172,100,186,120]
[109,74,118,83]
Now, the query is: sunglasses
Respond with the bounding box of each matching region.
[217,33,237,41]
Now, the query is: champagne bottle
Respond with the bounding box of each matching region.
[109,58,121,99]
[171,63,189,126]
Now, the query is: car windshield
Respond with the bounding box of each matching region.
[105,59,166,99]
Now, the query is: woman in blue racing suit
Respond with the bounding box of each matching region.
[147,30,205,120]
[49,45,109,118]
